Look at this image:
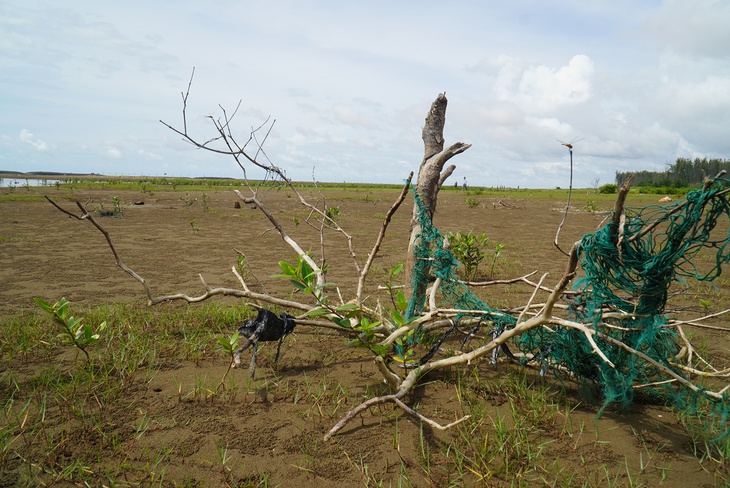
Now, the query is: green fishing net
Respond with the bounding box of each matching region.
[402,189,516,361]
[406,177,729,430]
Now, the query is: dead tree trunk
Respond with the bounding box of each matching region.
[406,93,471,291]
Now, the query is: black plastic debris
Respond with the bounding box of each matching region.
[234,308,296,377]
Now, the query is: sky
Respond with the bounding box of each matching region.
[2,1,730,188]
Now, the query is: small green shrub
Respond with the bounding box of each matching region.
[180,192,198,207]
[94,196,129,217]
[34,297,106,362]
[448,230,489,281]
[598,184,618,194]
[325,205,341,221]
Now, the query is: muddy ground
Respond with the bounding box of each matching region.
[1,183,727,486]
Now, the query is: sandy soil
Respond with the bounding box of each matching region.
[1,184,726,486]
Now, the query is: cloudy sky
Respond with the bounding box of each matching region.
[2,1,730,188]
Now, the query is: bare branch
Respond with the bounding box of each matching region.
[148,278,312,311]
[438,164,456,188]
[554,145,575,255]
[234,190,325,289]
[356,172,413,306]
[596,331,725,400]
[374,356,401,390]
[44,197,154,303]
[393,398,470,431]
[549,317,615,367]
[326,241,583,441]
[612,174,634,260]
[668,308,730,331]
[44,196,313,312]
[516,273,548,324]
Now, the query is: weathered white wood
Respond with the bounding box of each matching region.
[406,93,471,293]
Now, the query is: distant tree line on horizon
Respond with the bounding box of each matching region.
[615,157,730,188]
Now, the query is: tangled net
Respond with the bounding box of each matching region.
[406,176,730,434]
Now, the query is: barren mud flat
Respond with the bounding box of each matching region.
[1,184,727,486]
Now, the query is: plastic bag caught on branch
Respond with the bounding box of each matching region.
[234,308,296,377]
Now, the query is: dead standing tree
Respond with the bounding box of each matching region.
[406,93,471,288]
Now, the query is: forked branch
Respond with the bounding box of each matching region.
[43,196,314,312]
[325,241,582,441]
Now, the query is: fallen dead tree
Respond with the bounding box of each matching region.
[45,72,730,447]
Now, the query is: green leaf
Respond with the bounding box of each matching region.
[299,258,314,281]
[291,280,308,291]
[303,269,319,284]
[391,310,404,326]
[34,297,54,314]
[278,260,297,277]
[67,316,81,331]
[56,299,69,320]
[396,291,408,312]
[217,331,239,353]
[346,338,365,348]
[305,308,330,317]
[330,316,351,328]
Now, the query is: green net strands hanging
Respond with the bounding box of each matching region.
[405,177,729,429]
[402,188,516,361]
[544,178,727,404]
[520,177,729,424]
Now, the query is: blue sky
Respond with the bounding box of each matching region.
[2,1,730,188]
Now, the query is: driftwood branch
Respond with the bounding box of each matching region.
[465,271,553,293]
[325,241,582,441]
[44,197,155,303]
[43,197,314,312]
[162,72,360,281]
[233,190,325,288]
[596,331,725,400]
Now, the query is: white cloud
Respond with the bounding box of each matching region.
[494,55,595,115]
[332,104,374,128]
[526,117,576,140]
[1,2,730,188]
[137,149,162,160]
[19,129,48,151]
[657,75,730,118]
[646,0,730,59]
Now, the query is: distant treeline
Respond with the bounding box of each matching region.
[615,158,730,187]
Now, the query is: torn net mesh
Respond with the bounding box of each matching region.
[404,178,730,439]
